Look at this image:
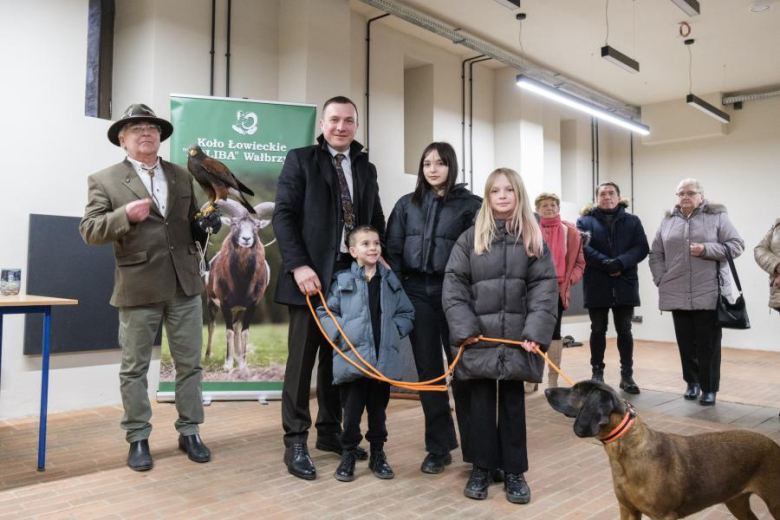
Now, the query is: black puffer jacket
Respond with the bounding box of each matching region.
[442,221,559,382]
[386,184,482,277]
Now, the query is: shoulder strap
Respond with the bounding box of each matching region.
[719,248,742,295]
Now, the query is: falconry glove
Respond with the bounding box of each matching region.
[196,209,222,235]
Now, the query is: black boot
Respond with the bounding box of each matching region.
[127,439,152,471]
[619,371,640,394]
[284,443,316,480]
[369,450,394,479]
[699,392,716,406]
[420,452,452,474]
[683,383,701,400]
[464,466,490,500]
[505,473,531,504]
[334,450,358,482]
[591,368,604,383]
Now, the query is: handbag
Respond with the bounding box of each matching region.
[716,249,750,329]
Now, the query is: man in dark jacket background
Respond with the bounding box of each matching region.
[273,96,386,480]
[576,182,649,394]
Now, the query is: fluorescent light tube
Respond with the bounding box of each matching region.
[601,46,640,73]
[671,0,700,16]
[686,94,730,123]
[516,75,650,135]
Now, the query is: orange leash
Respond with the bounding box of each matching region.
[306,290,575,391]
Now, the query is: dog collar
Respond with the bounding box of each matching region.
[598,401,636,445]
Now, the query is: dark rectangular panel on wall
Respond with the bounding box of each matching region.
[24,214,119,354]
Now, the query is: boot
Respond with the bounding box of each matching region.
[546,339,563,388]
[591,367,604,383]
[619,369,640,394]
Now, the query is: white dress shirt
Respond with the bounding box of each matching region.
[127,156,168,217]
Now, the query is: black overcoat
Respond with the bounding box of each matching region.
[576,202,649,308]
[273,135,386,306]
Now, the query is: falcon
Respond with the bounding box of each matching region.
[187,144,256,215]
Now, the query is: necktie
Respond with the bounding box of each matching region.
[333,153,356,246]
[143,166,162,212]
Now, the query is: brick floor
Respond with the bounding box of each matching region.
[1,340,778,519]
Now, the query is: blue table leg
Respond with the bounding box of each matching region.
[0,314,4,388]
[37,306,51,471]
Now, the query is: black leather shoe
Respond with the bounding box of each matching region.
[178,434,211,463]
[420,452,452,474]
[505,473,531,504]
[699,392,717,406]
[683,383,701,400]
[591,369,604,383]
[464,466,490,500]
[369,450,394,479]
[619,376,640,394]
[284,443,316,480]
[127,440,152,471]
[316,436,368,461]
[490,468,505,484]
[334,450,358,482]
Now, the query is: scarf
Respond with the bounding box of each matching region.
[541,214,566,282]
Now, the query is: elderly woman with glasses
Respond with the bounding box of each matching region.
[648,178,744,406]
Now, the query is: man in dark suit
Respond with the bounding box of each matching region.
[273,96,386,480]
[80,104,219,471]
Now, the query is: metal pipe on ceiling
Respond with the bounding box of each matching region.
[722,88,780,105]
[359,0,640,120]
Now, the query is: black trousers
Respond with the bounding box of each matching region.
[281,304,342,446]
[340,378,390,451]
[405,275,470,458]
[588,306,634,374]
[671,310,722,393]
[552,296,564,340]
[469,379,528,474]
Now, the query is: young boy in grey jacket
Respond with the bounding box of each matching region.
[317,225,415,482]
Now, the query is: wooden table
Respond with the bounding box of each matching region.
[0,294,78,471]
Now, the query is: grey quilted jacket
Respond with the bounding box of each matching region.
[648,202,744,311]
[442,221,558,382]
[317,262,415,385]
[754,218,780,310]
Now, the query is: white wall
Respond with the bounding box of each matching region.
[0,0,601,420]
[607,96,780,351]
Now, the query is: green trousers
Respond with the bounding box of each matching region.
[118,288,204,443]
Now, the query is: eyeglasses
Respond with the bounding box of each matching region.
[127,124,161,135]
[676,191,699,197]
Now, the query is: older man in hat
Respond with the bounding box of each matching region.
[80,104,220,471]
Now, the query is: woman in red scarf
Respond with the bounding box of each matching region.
[525,193,585,392]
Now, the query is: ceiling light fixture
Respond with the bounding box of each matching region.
[686,94,730,124]
[493,0,520,10]
[516,74,650,135]
[671,0,700,16]
[684,38,730,123]
[749,2,771,13]
[601,0,640,73]
[601,45,640,73]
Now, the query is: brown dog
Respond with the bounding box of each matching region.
[545,381,780,519]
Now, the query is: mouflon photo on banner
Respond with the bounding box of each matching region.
[157,94,316,401]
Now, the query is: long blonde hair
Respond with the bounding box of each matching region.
[474,168,543,257]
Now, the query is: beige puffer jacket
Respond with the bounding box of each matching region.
[754,218,780,310]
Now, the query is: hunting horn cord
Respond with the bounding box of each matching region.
[306,290,575,392]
